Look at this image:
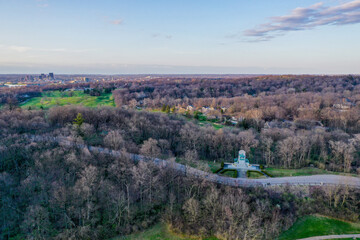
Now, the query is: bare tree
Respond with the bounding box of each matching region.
[104,130,125,150]
[329,140,355,172]
[140,138,161,158]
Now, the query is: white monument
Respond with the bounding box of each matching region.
[221,150,261,178]
[235,150,248,168]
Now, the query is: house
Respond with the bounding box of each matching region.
[207,115,218,120]
[230,116,239,125]
[264,120,295,130]
[220,107,227,112]
[201,106,215,114]
[222,115,231,120]
[186,105,194,111]
[333,98,355,110]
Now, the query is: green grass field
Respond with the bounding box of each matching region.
[114,223,218,240]
[278,215,360,240]
[266,167,358,178]
[247,171,267,179]
[208,162,237,177]
[209,163,336,179]
[208,161,359,179]
[20,90,115,109]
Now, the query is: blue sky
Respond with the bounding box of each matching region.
[0,0,360,74]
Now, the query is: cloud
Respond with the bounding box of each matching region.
[244,0,360,41]
[0,44,94,53]
[111,19,123,25]
[151,33,173,39]
[36,0,49,8]
[8,46,33,53]
[151,33,161,38]
[37,3,48,8]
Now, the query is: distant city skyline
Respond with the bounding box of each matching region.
[1,0,360,74]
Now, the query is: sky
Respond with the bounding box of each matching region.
[0,0,360,74]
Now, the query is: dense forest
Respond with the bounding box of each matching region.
[1,75,360,239]
[111,75,360,133]
[1,104,359,172]
[3,75,359,132]
[1,105,360,239]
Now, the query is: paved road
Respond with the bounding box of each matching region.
[253,175,360,188]
[297,234,360,239]
[29,134,360,189]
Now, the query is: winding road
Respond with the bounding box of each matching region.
[298,234,360,239]
[29,134,360,189]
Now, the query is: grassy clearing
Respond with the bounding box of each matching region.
[142,107,234,131]
[247,171,267,179]
[114,223,218,240]
[266,167,358,178]
[208,162,358,179]
[211,123,224,130]
[208,162,236,178]
[265,167,329,177]
[208,162,222,173]
[278,215,360,240]
[20,90,115,109]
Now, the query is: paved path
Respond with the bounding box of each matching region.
[253,175,360,188]
[29,134,360,189]
[297,233,360,239]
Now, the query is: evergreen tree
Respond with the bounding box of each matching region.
[161,104,166,112]
[194,111,200,119]
[73,113,84,127]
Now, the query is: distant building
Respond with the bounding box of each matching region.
[207,115,218,120]
[5,83,27,88]
[49,73,55,79]
[78,77,90,82]
[23,75,34,81]
[333,98,355,110]
[264,120,295,130]
[39,73,46,80]
[201,106,215,114]
[186,105,194,111]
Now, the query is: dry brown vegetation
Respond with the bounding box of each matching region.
[1,75,360,239]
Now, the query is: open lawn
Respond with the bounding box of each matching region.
[20,90,115,109]
[278,215,360,240]
[208,162,237,178]
[113,223,218,240]
[143,108,232,131]
[266,167,358,178]
[247,171,267,179]
[209,162,222,173]
[208,162,359,179]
